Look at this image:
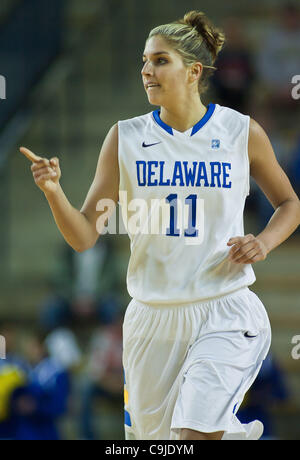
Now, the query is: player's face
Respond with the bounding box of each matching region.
[142,36,191,107]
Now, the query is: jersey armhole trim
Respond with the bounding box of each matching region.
[244,115,250,197]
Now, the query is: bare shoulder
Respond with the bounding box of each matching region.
[94,123,119,200]
[94,123,119,180]
[106,122,118,144]
[248,118,274,167]
[98,123,119,163]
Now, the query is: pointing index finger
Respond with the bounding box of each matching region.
[20,147,43,163]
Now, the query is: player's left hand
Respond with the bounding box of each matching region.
[227,234,268,264]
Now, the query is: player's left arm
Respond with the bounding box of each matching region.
[228,118,300,264]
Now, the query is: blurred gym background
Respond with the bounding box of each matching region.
[0,0,299,440]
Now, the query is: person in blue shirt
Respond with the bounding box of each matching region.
[0,322,30,440]
[11,331,71,440]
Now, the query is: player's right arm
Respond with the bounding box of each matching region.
[20,124,119,252]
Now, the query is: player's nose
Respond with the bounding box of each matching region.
[141,61,154,77]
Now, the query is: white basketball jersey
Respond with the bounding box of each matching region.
[118,103,256,304]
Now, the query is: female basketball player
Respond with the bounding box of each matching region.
[20,11,300,440]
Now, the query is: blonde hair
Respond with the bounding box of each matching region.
[148,11,225,94]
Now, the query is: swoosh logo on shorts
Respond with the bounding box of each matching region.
[244,332,258,338]
[142,141,162,148]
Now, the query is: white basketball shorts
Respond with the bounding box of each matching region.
[122,287,271,440]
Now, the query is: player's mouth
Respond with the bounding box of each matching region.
[145,82,161,91]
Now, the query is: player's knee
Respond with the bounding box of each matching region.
[180,428,224,440]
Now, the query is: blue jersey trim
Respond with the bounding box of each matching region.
[191,103,216,136]
[153,110,174,135]
[152,103,215,137]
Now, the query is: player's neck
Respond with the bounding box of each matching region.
[160,98,207,133]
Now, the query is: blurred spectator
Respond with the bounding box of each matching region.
[10,332,71,440]
[0,322,29,372]
[39,292,71,332]
[237,353,290,439]
[0,367,27,440]
[79,314,123,440]
[70,292,100,326]
[211,17,256,113]
[256,2,300,112]
[0,322,29,440]
[39,285,122,333]
[45,328,82,371]
[70,291,122,330]
[73,239,108,298]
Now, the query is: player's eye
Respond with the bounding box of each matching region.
[142,57,168,67]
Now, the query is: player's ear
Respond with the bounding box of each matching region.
[188,62,203,84]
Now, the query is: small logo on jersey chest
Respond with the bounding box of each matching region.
[142,141,162,148]
[211,139,220,149]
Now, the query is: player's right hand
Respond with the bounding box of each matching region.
[20,147,61,193]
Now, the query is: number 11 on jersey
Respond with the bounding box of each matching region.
[165,194,204,245]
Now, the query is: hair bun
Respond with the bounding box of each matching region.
[182,11,225,62]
